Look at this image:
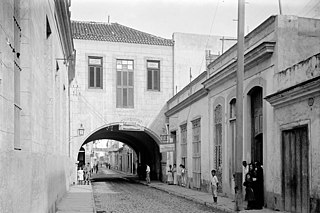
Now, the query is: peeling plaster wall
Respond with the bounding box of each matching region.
[267,53,320,211]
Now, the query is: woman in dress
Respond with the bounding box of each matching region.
[172,164,177,185]
[167,165,173,184]
[243,163,256,210]
[180,164,186,187]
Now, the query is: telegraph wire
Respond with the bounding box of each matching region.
[197,0,221,77]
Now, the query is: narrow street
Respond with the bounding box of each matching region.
[91,169,218,213]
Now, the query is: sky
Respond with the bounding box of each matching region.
[70,0,319,39]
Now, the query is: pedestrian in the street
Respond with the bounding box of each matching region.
[211,169,219,204]
[146,164,151,184]
[243,164,255,210]
[172,164,177,185]
[254,161,264,209]
[137,163,143,180]
[180,164,186,187]
[77,167,84,185]
[95,161,99,173]
[167,165,173,185]
[83,163,90,185]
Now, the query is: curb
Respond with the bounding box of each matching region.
[90,181,97,213]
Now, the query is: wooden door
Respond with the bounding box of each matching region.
[282,126,309,213]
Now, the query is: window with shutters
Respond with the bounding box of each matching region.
[88,57,103,89]
[214,104,223,192]
[147,60,160,91]
[192,118,201,189]
[229,99,236,172]
[214,105,222,171]
[180,124,187,168]
[116,59,134,108]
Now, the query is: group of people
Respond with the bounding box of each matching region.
[77,163,91,185]
[167,164,177,185]
[209,161,264,209]
[77,161,100,185]
[167,164,187,186]
[243,161,264,210]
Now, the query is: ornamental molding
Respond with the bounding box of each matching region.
[165,88,208,117]
[265,76,320,108]
[203,41,276,91]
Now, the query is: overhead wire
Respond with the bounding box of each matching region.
[197,0,221,76]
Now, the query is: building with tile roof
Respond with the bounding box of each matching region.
[72,20,173,46]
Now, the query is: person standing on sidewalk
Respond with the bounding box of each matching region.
[167,165,173,185]
[146,164,151,184]
[77,167,84,185]
[180,164,186,187]
[211,169,219,204]
[172,164,177,185]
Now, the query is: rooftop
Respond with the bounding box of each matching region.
[71,20,174,46]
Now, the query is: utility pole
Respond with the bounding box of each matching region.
[235,0,245,211]
[278,0,282,15]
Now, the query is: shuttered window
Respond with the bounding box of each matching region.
[180,124,187,168]
[192,118,201,189]
[147,60,160,91]
[88,57,103,89]
[116,59,134,108]
[214,104,223,192]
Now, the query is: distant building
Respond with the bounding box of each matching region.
[173,33,236,93]
[166,15,320,212]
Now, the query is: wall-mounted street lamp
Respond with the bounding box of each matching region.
[78,124,84,136]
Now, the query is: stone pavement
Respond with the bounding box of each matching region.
[137,180,284,213]
[57,168,284,213]
[103,168,284,213]
[56,184,96,213]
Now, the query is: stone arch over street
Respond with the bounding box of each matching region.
[76,122,162,180]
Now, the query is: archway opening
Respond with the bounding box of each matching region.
[77,123,162,181]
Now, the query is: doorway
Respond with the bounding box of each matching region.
[249,87,263,164]
[282,126,309,213]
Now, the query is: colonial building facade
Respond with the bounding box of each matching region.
[166,15,320,212]
[70,20,174,181]
[0,0,74,213]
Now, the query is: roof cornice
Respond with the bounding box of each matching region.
[265,76,320,108]
[165,88,208,117]
[167,71,207,105]
[203,41,276,91]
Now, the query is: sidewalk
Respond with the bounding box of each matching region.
[56,184,95,213]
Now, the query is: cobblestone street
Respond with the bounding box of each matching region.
[92,170,218,213]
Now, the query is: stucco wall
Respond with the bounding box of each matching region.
[70,39,173,161]
[0,1,72,213]
[166,15,320,207]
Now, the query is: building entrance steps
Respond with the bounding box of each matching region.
[56,184,96,213]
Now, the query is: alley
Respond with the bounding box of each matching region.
[91,169,219,213]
